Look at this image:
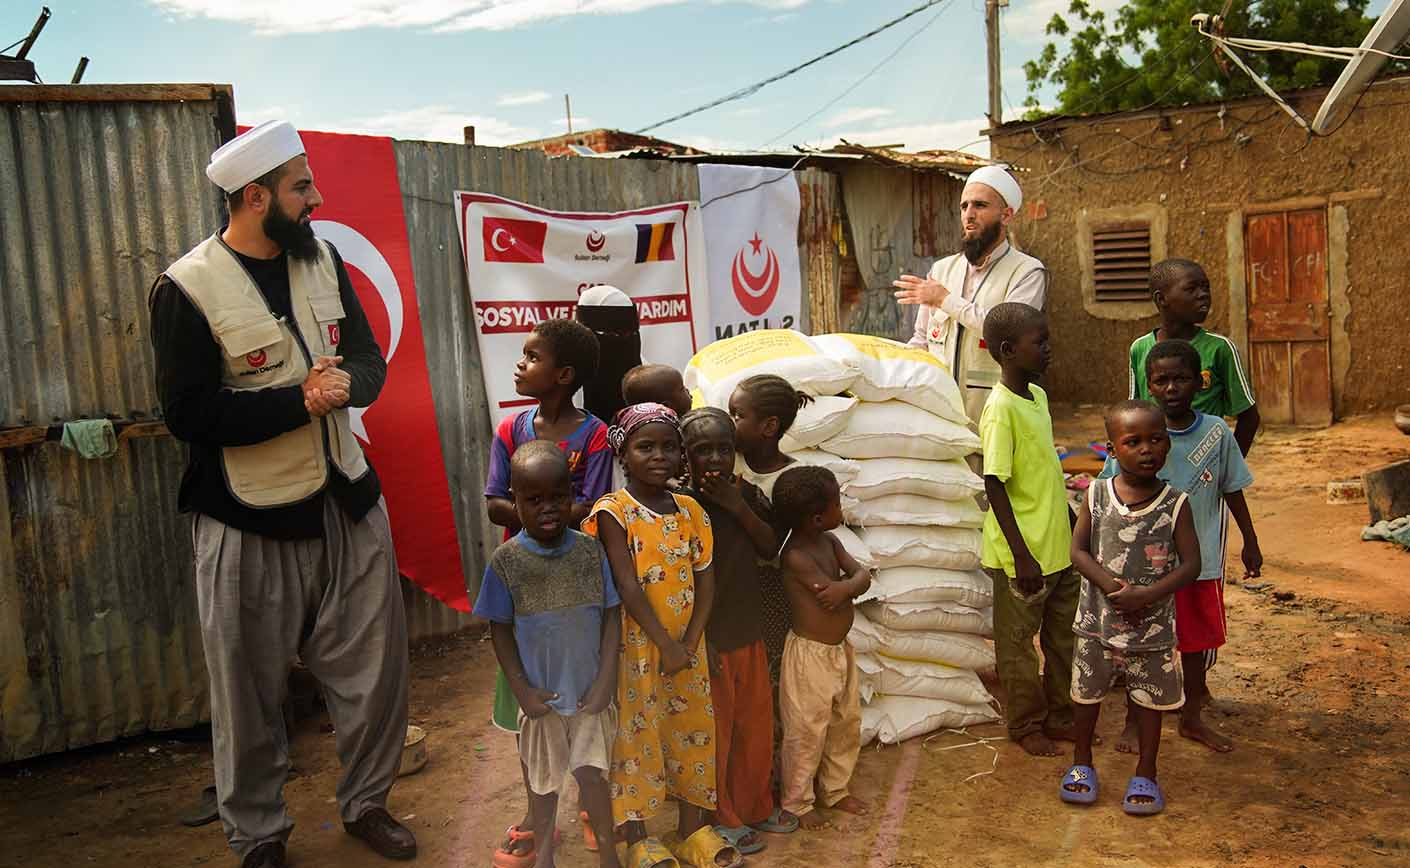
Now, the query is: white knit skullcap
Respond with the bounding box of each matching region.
[964,165,1023,212]
[206,120,305,194]
[578,285,633,306]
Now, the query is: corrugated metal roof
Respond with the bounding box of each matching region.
[661,140,991,177]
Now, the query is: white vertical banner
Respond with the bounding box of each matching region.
[698,164,804,342]
[454,192,711,420]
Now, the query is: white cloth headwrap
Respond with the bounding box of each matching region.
[964,165,1023,212]
[578,285,633,307]
[206,120,305,194]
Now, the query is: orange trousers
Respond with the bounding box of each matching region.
[710,640,777,828]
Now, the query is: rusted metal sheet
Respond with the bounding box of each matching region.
[1245,208,1332,425]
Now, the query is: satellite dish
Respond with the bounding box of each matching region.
[1312,0,1410,134]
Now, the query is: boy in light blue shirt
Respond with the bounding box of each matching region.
[1101,340,1261,755]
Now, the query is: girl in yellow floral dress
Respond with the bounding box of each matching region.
[585,403,743,868]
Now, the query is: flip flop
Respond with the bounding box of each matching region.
[581,811,599,852]
[663,827,743,868]
[625,837,680,868]
[1123,776,1165,816]
[749,807,799,834]
[492,825,564,868]
[1059,765,1099,805]
[713,825,766,855]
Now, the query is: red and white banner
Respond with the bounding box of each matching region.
[298,130,468,611]
[698,164,803,340]
[454,193,711,419]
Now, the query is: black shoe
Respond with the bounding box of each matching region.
[241,842,287,868]
[344,807,417,861]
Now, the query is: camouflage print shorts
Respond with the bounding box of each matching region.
[1070,636,1185,711]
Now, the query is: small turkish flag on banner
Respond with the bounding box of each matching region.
[482,217,548,263]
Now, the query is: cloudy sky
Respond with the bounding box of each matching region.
[13,0,1393,154]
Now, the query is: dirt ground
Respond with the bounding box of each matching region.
[3,410,1409,868]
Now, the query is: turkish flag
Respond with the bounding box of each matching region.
[288,129,469,611]
[483,216,547,263]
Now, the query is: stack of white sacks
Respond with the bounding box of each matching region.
[685,330,1001,746]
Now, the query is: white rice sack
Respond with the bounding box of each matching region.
[780,395,858,451]
[845,457,983,502]
[845,493,984,529]
[859,525,982,571]
[860,695,1001,746]
[860,600,992,637]
[847,610,995,670]
[861,565,993,608]
[829,525,876,570]
[790,450,861,487]
[685,329,856,408]
[855,653,996,706]
[821,401,979,461]
[811,334,969,426]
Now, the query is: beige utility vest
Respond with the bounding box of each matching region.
[164,235,369,508]
[923,245,1045,421]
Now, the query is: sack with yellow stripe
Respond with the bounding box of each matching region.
[685,329,856,409]
[810,333,969,425]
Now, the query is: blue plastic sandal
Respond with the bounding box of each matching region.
[714,825,766,855]
[1123,776,1165,816]
[1059,764,1099,805]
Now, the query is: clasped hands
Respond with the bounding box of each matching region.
[303,355,351,417]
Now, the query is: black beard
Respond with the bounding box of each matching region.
[962,221,1002,265]
[263,205,320,261]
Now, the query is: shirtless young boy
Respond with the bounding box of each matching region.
[773,465,872,831]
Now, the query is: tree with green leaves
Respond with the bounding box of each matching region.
[1022,0,1382,118]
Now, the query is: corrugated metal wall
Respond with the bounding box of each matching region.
[0,92,842,762]
[0,90,228,761]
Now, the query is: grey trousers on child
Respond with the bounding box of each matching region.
[193,497,409,858]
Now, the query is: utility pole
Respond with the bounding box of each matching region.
[985,0,1004,127]
[565,94,574,134]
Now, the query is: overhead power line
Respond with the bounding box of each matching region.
[760,1,954,148]
[634,0,947,135]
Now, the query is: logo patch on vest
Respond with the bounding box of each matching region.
[327,324,340,346]
[246,350,267,367]
[239,348,286,377]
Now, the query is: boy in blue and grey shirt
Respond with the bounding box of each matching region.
[474,441,623,868]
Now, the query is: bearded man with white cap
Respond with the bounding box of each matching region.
[148,121,416,867]
[893,165,1047,424]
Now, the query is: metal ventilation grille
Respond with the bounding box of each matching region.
[1092,223,1153,302]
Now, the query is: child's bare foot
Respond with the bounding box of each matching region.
[1180,717,1234,752]
[1017,732,1061,757]
[797,810,829,830]
[1114,719,1141,755]
[1043,726,1101,746]
[830,795,868,816]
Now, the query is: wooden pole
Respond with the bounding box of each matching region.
[985,0,1002,126]
[565,94,573,134]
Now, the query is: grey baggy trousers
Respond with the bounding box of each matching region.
[193,497,409,858]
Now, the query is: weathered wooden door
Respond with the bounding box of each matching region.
[1244,208,1333,426]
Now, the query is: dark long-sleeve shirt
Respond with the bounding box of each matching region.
[149,240,385,539]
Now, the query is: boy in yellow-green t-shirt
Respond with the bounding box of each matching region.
[978,303,1079,758]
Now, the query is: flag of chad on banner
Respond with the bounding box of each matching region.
[292,130,469,611]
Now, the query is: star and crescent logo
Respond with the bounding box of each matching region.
[585,230,606,252]
[730,232,780,316]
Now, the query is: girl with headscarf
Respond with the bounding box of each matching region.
[583,404,743,868]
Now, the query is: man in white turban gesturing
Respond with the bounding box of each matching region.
[148,121,416,867]
[894,165,1048,424]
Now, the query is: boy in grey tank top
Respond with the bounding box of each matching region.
[1061,401,1201,817]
